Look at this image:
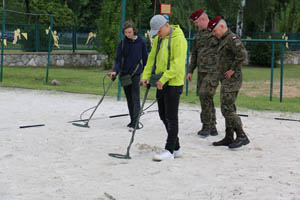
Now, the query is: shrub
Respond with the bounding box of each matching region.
[247,41,281,67]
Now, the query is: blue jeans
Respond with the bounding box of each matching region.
[123,75,141,126]
[156,85,183,153]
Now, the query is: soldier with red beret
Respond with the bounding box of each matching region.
[208,16,250,148]
[187,9,220,138]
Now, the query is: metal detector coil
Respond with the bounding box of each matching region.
[72,122,89,128]
[108,153,131,159]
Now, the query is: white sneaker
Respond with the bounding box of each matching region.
[174,149,183,158]
[152,150,174,161]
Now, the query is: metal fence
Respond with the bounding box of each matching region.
[0,23,98,52]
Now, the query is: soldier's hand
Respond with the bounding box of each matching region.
[187,73,193,82]
[141,80,148,88]
[225,70,235,79]
[157,80,163,90]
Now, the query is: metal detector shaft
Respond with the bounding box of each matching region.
[86,79,115,123]
[109,84,151,159]
[73,78,115,128]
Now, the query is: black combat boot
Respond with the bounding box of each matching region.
[212,128,234,146]
[210,125,218,136]
[197,124,210,137]
[228,129,250,149]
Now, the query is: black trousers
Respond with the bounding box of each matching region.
[123,75,141,126]
[156,85,183,153]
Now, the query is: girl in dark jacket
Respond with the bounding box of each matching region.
[109,21,148,130]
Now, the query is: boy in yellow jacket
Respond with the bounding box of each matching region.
[142,15,187,161]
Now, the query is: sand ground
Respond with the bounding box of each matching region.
[1,87,300,200]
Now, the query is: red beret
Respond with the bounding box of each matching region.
[189,9,204,21]
[207,16,222,31]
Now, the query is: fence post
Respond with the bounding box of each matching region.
[0,8,6,82]
[117,0,126,101]
[45,15,53,84]
[280,43,285,102]
[185,31,191,96]
[35,24,39,52]
[270,42,275,101]
[72,25,76,53]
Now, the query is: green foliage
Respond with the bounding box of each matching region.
[275,0,300,32]
[96,0,121,69]
[19,25,54,52]
[159,0,240,32]
[203,0,241,29]
[164,0,205,31]
[68,0,102,26]
[246,33,283,66]
[0,0,27,23]
[126,0,152,29]
[247,42,281,67]
[30,0,74,26]
[244,0,276,32]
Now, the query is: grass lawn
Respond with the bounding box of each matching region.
[1,64,300,113]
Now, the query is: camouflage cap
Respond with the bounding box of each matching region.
[189,9,204,21]
[207,16,222,31]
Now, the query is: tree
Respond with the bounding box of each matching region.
[204,0,241,31]
[96,0,121,69]
[274,0,300,32]
[24,0,31,23]
[96,0,152,69]
[68,0,102,27]
[126,0,152,30]
[30,0,74,26]
[0,0,26,23]
[167,0,205,32]
[157,0,240,33]
[236,0,246,37]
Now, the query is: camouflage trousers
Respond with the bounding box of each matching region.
[220,86,243,130]
[198,72,219,129]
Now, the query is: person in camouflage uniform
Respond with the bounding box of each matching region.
[208,16,250,149]
[187,9,220,137]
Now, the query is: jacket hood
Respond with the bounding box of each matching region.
[170,25,185,39]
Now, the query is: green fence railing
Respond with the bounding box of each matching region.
[185,36,300,103]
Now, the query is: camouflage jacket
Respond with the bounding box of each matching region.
[189,29,219,74]
[217,29,247,92]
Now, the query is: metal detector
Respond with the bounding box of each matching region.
[72,77,116,128]
[109,84,151,159]
[68,113,129,123]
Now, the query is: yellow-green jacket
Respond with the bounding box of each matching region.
[142,25,187,86]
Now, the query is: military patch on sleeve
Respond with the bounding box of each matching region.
[232,36,237,40]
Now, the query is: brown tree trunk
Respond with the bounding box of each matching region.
[25,0,30,23]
